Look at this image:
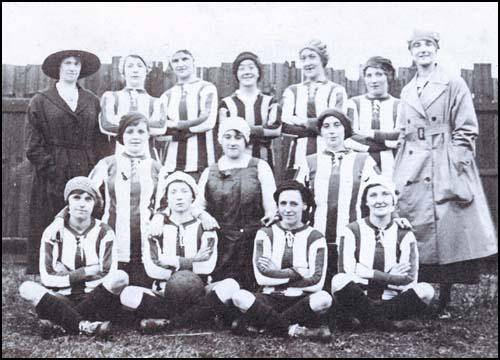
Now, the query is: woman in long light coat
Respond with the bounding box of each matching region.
[393,30,497,316]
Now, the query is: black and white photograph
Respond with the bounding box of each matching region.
[2,2,498,358]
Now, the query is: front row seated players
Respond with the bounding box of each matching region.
[331,176,434,331]
[119,171,241,333]
[19,177,129,338]
[231,180,333,341]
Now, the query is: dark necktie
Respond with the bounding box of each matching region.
[368,228,386,299]
[176,85,189,170]
[74,235,84,269]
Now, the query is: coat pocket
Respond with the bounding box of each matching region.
[435,145,474,206]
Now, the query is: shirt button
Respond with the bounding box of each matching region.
[409,150,413,155]
[407,119,411,124]
[424,177,431,182]
[240,229,244,233]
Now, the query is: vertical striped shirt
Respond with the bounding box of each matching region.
[219,91,281,165]
[39,218,117,296]
[345,94,400,178]
[144,217,218,289]
[296,150,379,245]
[338,218,419,300]
[253,224,327,293]
[99,88,166,159]
[156,79,218,172]
[89,153,161,263]
[282,80,347,169]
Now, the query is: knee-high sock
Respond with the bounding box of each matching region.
[135,293,171,319]
[35,293,82,334]
[244,299,289,336]
[74,284,119,320]
[281,297,318,326]
[334,281,392,330]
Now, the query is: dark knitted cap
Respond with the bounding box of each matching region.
[317,108,353,139]
[232,51,262,82]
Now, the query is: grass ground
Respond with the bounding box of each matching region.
[2,253,498,358]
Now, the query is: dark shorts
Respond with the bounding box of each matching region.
[372,289,427,321]
[255,292,311,313]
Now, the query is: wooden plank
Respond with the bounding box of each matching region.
[461,69,474,92]
[493,78,498,102]
[273,62,289,99]
[219,62,236,98]
[37,65,52,92]
[473,63,493,103]
[25,64,40,97]
[2,64,16,97]
[110,56,122,91]
[332,70,345,87]
[14,65,26,98]
[147,61,166,97]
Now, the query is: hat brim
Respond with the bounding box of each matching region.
[42,50,101,79]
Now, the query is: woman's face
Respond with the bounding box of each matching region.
[365,185,394,217]
[171,51,195,81]
[410,39,438,67]
[278,189,306,229]
[123,121,149,155]
[59,56,81,82]
[300,49,324,81]
[221,130,246,159]
[68,191,95,221]
[167,181,193,214]
[123,56,147,88]
[364,67,389,98]
[237,59,259,88]
[320,116,345,150]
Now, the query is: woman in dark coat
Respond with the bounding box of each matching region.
[25,49,109,274]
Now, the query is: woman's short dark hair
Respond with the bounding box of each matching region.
[317,108,353,139]
[274,180,315,225]
[117,111,149,145]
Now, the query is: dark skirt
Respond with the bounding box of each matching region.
[418,254,497,284]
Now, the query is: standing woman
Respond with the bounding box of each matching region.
[394,30,497,315]
[219,51,281,168]
[155,49,218,182]
[48,112,162,287]
[194,117,278,291]
[99,54,167,160]
[282,40,348,176]
[345,56,400,179]
[25,50,108,274]
[296,109,380,290]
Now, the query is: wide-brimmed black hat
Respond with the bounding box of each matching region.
[42,50,101,79]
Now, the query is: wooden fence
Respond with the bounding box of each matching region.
[2,60,498,241]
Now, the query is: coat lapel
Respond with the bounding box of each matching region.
[41,83,91,118]
[419,66,450,111]
[404,76,427,117]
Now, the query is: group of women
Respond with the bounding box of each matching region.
[19,29,497,338]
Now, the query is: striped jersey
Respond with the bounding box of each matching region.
[282,80,347,169]
[253,224,327,293]
[99,88,166,159]
[40,218,117,296]
[338,218,419,300]
[345,94,400,178]
[144,217,218,290]
[219,91,281,165]
[89,153,161,263]
[156,79,218,172]
[296,150,379,245]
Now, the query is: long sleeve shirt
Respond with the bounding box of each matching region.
[338,218,419,300]
[253,224,327,293]
[39,218,116,296]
